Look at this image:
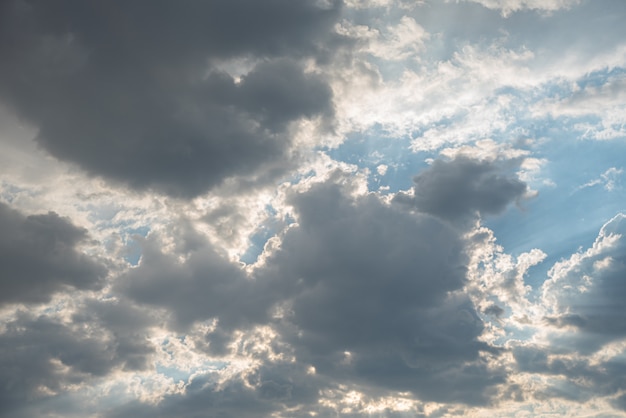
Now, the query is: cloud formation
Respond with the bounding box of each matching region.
[542,213,626,351]
[259,176,503,403]
[0,0,340,196]
[394,156,528,226]
[0,202,107,306]
[111,166,517,414]
[1,0,626,416]
[0,302,155,416]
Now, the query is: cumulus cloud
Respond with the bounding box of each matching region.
[106,166,523,414]
[542,213,626,351]
[0,202,107,306]
[117,234,263,331]
[0,306,155,416]
[394,156,528,226]
[0,0,340,197]
[1,1,625,416]
[251,175,504,404]
[496,214,626,411]
[106,358,325,418]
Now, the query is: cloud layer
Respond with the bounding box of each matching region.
[1,0,625,417]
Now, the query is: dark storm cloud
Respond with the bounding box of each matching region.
[0,0,341,197]
[394,157,527,225]
[0,202,107,306]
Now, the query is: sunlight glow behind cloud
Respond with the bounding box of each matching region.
[0,1,625,417]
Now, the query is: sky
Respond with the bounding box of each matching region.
[0,0,625,417]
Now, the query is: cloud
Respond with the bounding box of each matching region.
[0,0,340,197]
[338,16,428,61]
[541,213,626,352]
[0,306,155,416]
[0,202,107,306]
[510,340,626,409]
[1,1,625,416]
[394,156,528,226]
[455,0,581,16]
[533,73,626,140]
[116,232,261,331]
[252,174,504,404]
[108,166,519,413]
[577,167,623,192]
[106,358,327,418]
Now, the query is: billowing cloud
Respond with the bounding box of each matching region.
[0,202,107,306]
[117,234,261,331]
[1,0,626,416]
[542,213,626,352]
[251,174,505,404]
[0,0,340,197]
[109,167,514,413]
[0,303,155,416]
[394,156,528,226]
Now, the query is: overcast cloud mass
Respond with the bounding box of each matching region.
[1,0,626,417]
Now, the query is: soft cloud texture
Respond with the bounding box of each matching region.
[257,176,503,404]
[394,156,528,226]
[1,0,626,417]
[0,0,339,196]
[0,202,107,306]
[542,213,626,351]
[457,0,581,16]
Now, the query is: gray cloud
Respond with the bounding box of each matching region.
[70,298,157,371]
[0,0,340,197]
[113,170,509,411]
[542,213,626,352]
[107,358,327,418]
[394,157,527,226]
[512,343,626,407]
[502,214,626,412]
[55,157,529,415]
[255,177,504,404]
[0,202,107,306]
[109,381,276,418]
[0,308,155,416]
[116,233,266,331]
